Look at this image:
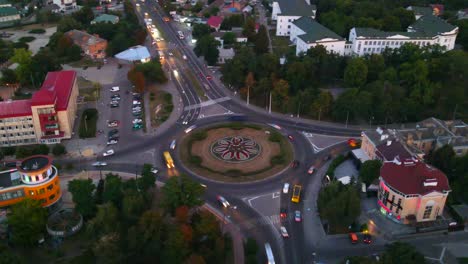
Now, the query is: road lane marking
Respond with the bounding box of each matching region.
[272,191,280,199]
[184,97,231,110]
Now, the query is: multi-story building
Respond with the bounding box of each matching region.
[47,0,77,12]
[0,6,19,23]
[0,70,78,147]
[378,159,450,224]
[290,17,346,56]
[272,0,316,36]
[0,155,62,212]
[357,127,413,163]
[348,15,458,56]
[65,30,108,59]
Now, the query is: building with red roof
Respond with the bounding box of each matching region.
[378,159,450,224]
[207,16,223,31]
[0,70,78,147]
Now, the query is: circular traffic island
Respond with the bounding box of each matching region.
[179,123,293,182]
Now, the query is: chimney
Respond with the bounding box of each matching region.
[423,178,438,187]
[387,140,392,146]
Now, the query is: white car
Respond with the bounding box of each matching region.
[217,195,230,208]
[170,139,176,149]
[92,162,107,167]
[103,149,115,157]
[132,119,143,124]
[268,123,281,130]
[136,3,140,6]
[133,100,141,105]
[184,125,196,133]
[110,86,120,92]
[151,168,158,174]
[168,52,173,56]
[280,226,289,238]
[107,139,118,145]
[282,183,290,194]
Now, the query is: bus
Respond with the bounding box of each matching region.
[291,185,301,203]
[177,31,184,39]
[163,151,174,168]
[264,243,275,264]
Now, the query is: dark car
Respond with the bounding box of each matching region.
[108,129,119,137]
[363,234,372,244]
[111,94,121,99]
[290,160,299,168]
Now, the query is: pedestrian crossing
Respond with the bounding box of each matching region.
[241,214,297,230]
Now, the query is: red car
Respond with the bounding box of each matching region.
[206,75,213,80]
[288,135,294,141]
[363,234,372,244]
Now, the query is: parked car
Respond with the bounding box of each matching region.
[133,112,142,117]
[111,94,120,100]
[280,226,289,238]
[103,149,114,157]
[107,139,118,145]
[268,123,281,130]
[132,119,143,124]
[294,210,302,222]
[133,100,141,105]
[283,183,290,194]
[151,167,159,174]
[92,162,107,167]
[206,75,212,80]
[110,102,119,108]
[170,139,176,149]
[108,129,119,137]
[107,120,119,127]
[290,160,299,168]
[363,234,372,244]
[132,123,143,130]
[288,135,294,141]
[280,208,287,219]
[217,195,230,207]
[307,166,315,174]
[349,233,358,244]
[110,86,120,92]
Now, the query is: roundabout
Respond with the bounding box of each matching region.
[178,122,294,182]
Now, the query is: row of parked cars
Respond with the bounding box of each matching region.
[132,93,143,130]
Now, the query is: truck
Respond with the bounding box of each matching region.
[163,151,174,168]
[291,185,301,203]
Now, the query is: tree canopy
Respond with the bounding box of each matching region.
[381,242,426,264]
[162,174,205,214]
[7,199,47,247]
[360,160,382,186]
[68,179,96,219]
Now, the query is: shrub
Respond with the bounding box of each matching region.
[15,147,32,159]
[271,154,285,165]
[191,131,207,141]
[28,29,46,34]
[18,36,36,43]
[163,93,172,103]
[164,104,173,112]
[2,146,16,156]
[33,144,49,155]
[189,155,202,165]
[269,131,282,142]
[326,155,346,179]
[79,108,98,138]
[52,144,67,156]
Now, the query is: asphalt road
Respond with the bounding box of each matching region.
[62,1,385,264]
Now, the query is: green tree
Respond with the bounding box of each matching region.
[344,57,368,88]
[192,24,212,39]
[162,175,205,214]
[162,226,189,263]
[68,179,96,219]
[33,144,49,155]
[93,233,124,263]
[57,16,83,33]
[72,5,95,25]
[52,144,67,156]
[359,160,382,186]
[7,198,47,246]
[122,191,146,223]
[138,163,156,192]
[427,145,455,175]
[134,60,167,83]
[30,49,62,85]
[86,202,120,239]
[242,18,256,42]
[10,48,32,85]
[272,79,289,112]
[0,244,24,264]
[254,25,269,54]
[222,32,236,46]
[103,174,123,208]
[454,20,468,50]
[0,68,18,85]
[381,242,426,264]
[194,35,220,66]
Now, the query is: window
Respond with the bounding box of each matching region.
[49,194,55,201]
[423,205,433,219]
[39,198,46,204]
[39,188,45,194]
[364,41,368,45]
[47,184,54,191]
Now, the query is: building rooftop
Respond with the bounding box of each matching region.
[353,27,432,39]
[407,6,433,17]
[408,15,457,35]
[293,17,343,43]
[32,71,77,111]
[65,29,107,46]
[0,169,21,189]
[91,14,119,24]
[0,99,32,118]
[276,0,316,17]
[115,45,150,62]
[211,30,245,38]
[207,16,223,28]
[375,140,413,162]
[380,160,450,195]
[0,0,12,7]
[0,6,18,17]
[19,155,51,172]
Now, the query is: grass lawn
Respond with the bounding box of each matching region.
[77,77,101,102]
[79,108,98,138]
[148,87,173,128]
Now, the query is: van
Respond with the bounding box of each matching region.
[349,233,358,244]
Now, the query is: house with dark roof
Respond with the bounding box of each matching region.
[347,11,458,56]
[271,0,316,36]
[65,30,107,59]
[378,159,450,223]
[290,17,345,55]
[0,6,19,23]
[0,71,78,146]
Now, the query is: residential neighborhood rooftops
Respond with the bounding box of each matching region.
[293,17,343,43]
[0,99,32,118]
[207,16,223,29]
[380,160,450,195]
[375,141,413,162]
[65,29,107,46]
[275,0,316,17]
[407,6,433,17]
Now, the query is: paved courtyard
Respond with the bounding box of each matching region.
[3,25,57,55]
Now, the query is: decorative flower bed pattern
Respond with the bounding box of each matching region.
[210,136,261,162]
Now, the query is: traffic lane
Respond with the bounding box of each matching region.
[245,191,282,219]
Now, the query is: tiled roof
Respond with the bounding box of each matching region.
[293,17,343,43]
[0,100,32,118]
[380,160,450,195]
[354,27,432,39]
[276,0,316,17]
[408,15,457,35]
[207,16,223,28]
[32,71,76,111]
[0,6,18,17]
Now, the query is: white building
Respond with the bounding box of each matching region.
[348,15,458,56]
[290,17,346,56]
[218,48,235,64]
[47,0,77,12]
[272,0,316,36]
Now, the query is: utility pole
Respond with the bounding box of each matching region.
[246,85,250,105]
[297,101,301,118]
[268,92,272,114]
[452,104,458,121]
[345,111,349,128]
